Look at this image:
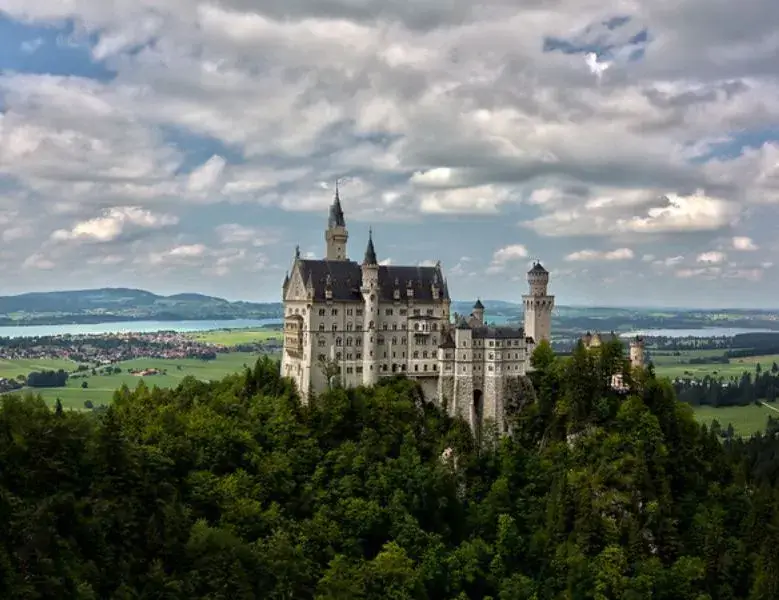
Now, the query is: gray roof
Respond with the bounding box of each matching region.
[363,230,377,265]
[473,298,484,309]
[328,188,346,228]
[296,259,449,302]
[529,262,548,274]
[439,331,456,349]
[471,325,525,340]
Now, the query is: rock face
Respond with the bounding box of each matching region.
[503,375,537,429]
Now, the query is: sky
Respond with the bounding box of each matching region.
[0,2,778,307]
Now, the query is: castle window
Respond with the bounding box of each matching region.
[356,309,363,316]
[432,323,437,331]
[383,323,388,330]
[401,364,406,371]
[356,338,362,346]
[347,308,353,316]
[347,354,353,360]
[319,324,325,331]
[319,309,326,316]
[385,308,393,316]
[413,309,420,316]
[369,321,375,330]
[346,367,353,374]
[346,323,353,331]
[377,336,385,344]
[401,323,406,330]
[318,338,326,347]
[488,365,493,371]
[392,336,397,345]
[318,354,326,362]
[346,337,353,346]
[392,323,398,330]
[414,323,420,331]
[336,352,342,360]
[426,309,433,316]
[399,309,407,316]
[489,341,494,347]
[423,351,428,359]
[336,337,342,346]
[383,364,388,371]
[331,309,338,316]
[432,337,437,345]
[413,351,419,359]
[356,366,363,373]
[401,337,407,344]
[414,365,419,372]
[424,364,428,371]
[356,353,362,360]
[489,353,494,360]
[433,364,437,371]
[462,341,467,347]
[332,324,337,332]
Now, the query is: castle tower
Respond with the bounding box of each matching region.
[360,229,380,386]
[325,182,348,260]
[523,262,554,343]
[472,299,485,325]
[629,336,645,369]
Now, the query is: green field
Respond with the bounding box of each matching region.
[186,328,283,346]
[653,351,779,379]
[0,357,77,379]
[9,352,264,410]
[692,403,778,437]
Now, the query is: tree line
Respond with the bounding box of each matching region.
[3,343,779,598]
[674,363,779,406]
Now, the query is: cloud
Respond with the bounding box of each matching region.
[696,251,727,264]
[732,236,758,251]
[1,0,779,304]
[487,244,528,274]
[565,248,635,261]
[215,223,281,246]
[51,207,178,243]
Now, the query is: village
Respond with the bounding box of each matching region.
[0,331,228,364]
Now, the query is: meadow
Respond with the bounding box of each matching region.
[18,352,263,409]
[652,350,779,379]
[0,357,77,379]
[691,403,777,438]
[186,328,282,346]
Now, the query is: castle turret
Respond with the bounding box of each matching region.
[472,298,485,325]
[325,182,348,260]
[523,262,554,343]
[630,336,645,369]
[361,229,380,386]
[453,317,474,423]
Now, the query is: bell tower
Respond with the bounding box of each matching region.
[325,181,348,260]
[523,262,554,343]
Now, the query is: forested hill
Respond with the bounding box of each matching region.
[0,287,282,325]
[2,343,779,598]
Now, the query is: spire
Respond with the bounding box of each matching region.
[363,227,378,265]
[473,298,484,310]
[328,180,346,228]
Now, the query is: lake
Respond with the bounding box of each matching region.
[0,319,283,339]
[623,327,778,338]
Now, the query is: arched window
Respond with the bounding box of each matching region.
[414,323,420,331]
[332,323,337,331]
[319,323,325,331]
[346,337,353,346]
[336,337,342,346]
[369,321,375,330]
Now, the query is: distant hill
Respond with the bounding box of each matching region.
[0,288,283,326]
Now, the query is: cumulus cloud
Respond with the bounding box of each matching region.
[732,236,758,251]
[51,207,178,243]
[1,0,779,301]
[565,248,635,261]
[696,251,727,264]
[487,244,528,274]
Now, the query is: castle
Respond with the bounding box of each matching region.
[281,189,555,433]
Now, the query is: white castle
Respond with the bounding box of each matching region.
[281,189,554,433]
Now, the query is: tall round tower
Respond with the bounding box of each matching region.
[361,229,380,386]
[629,336,645,369]
[522,262,554,343]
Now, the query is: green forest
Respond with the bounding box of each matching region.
[2,339,779,599]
